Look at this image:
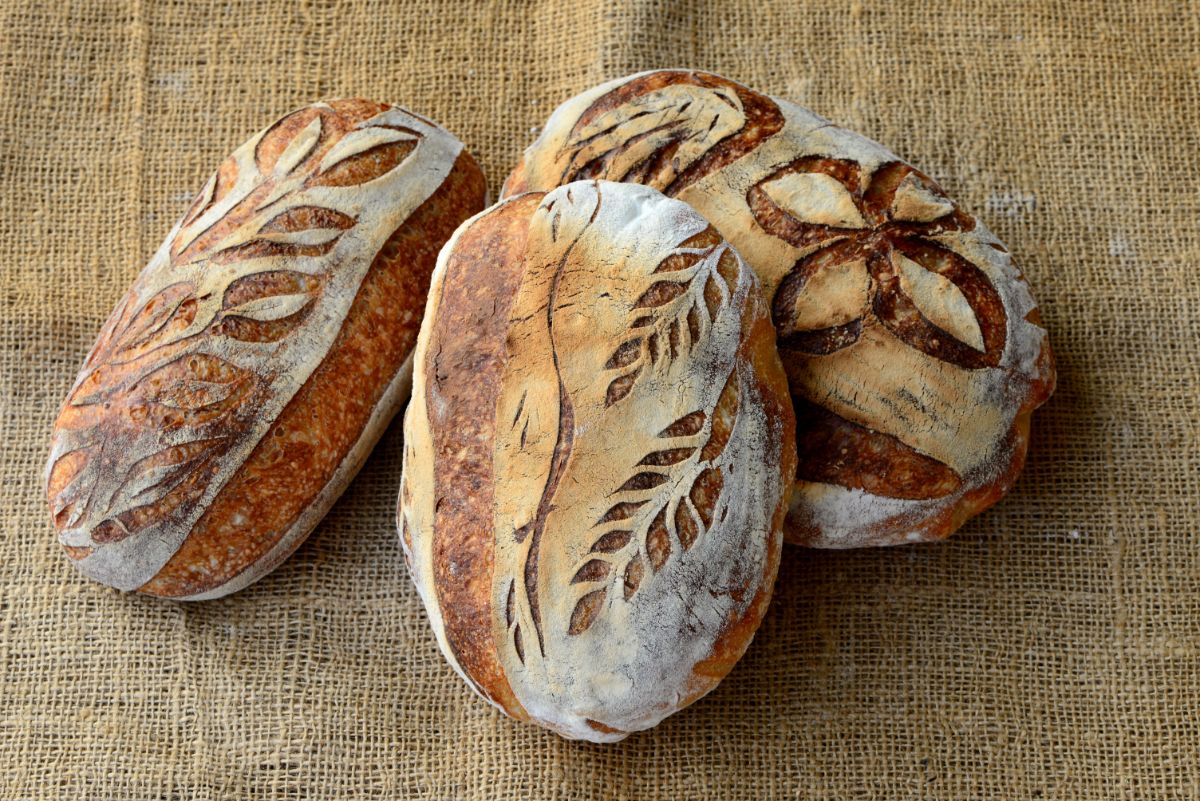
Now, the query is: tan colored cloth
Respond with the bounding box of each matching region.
[1,1,1196,797]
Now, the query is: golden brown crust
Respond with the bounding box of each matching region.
[791,398,964,501]
[142,151,486,597]
[786,408,1037,546]
[423,193,542,716]
[47,100,478,596]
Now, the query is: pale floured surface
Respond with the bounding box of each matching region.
[46,102,463,590]
[794,324,1005,474]
[785,257,871,330]
[759,171,866,229]
[505,70,1055,546]
[490,182,782,741]
[554,81,745,189]
[895,253,984,351]
[893,173,957,223]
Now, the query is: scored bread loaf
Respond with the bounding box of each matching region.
[398,180,795,742]
[504,70,1055,548]
[46,99,486,599]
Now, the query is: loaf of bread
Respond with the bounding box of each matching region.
[46,99,486,599]
[398,180,795,741]
[504,70,1055,548]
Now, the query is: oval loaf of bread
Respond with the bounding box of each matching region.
[504,70,1055,548]
[398,180,795,742]
[46,99,486,599]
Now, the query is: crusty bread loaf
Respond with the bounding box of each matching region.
[504,70,1055,548]
[46,99,486,599]
[398,180,795,742]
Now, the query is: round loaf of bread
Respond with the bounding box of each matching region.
[46,100,486,599]
[504,70,1056,548]
[398,180,795,742]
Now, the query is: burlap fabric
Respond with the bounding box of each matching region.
[2,1,1197,798]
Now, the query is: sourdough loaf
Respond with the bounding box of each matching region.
[398,180,795,741]
[46,99,486,599]
[504,70,1055,548]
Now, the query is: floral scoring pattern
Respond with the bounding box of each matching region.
[749,158,1008,370]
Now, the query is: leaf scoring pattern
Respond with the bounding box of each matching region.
[48,101,429,573]
[567,368,741,635]
[535,70,784,198]
[603,230,735,407]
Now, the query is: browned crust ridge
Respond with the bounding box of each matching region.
[422,194,545,719]
[141,148,487,597]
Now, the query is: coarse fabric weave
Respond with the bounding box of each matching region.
[1,1,1197,798]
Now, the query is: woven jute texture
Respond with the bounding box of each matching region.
[2,1,1198,798]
